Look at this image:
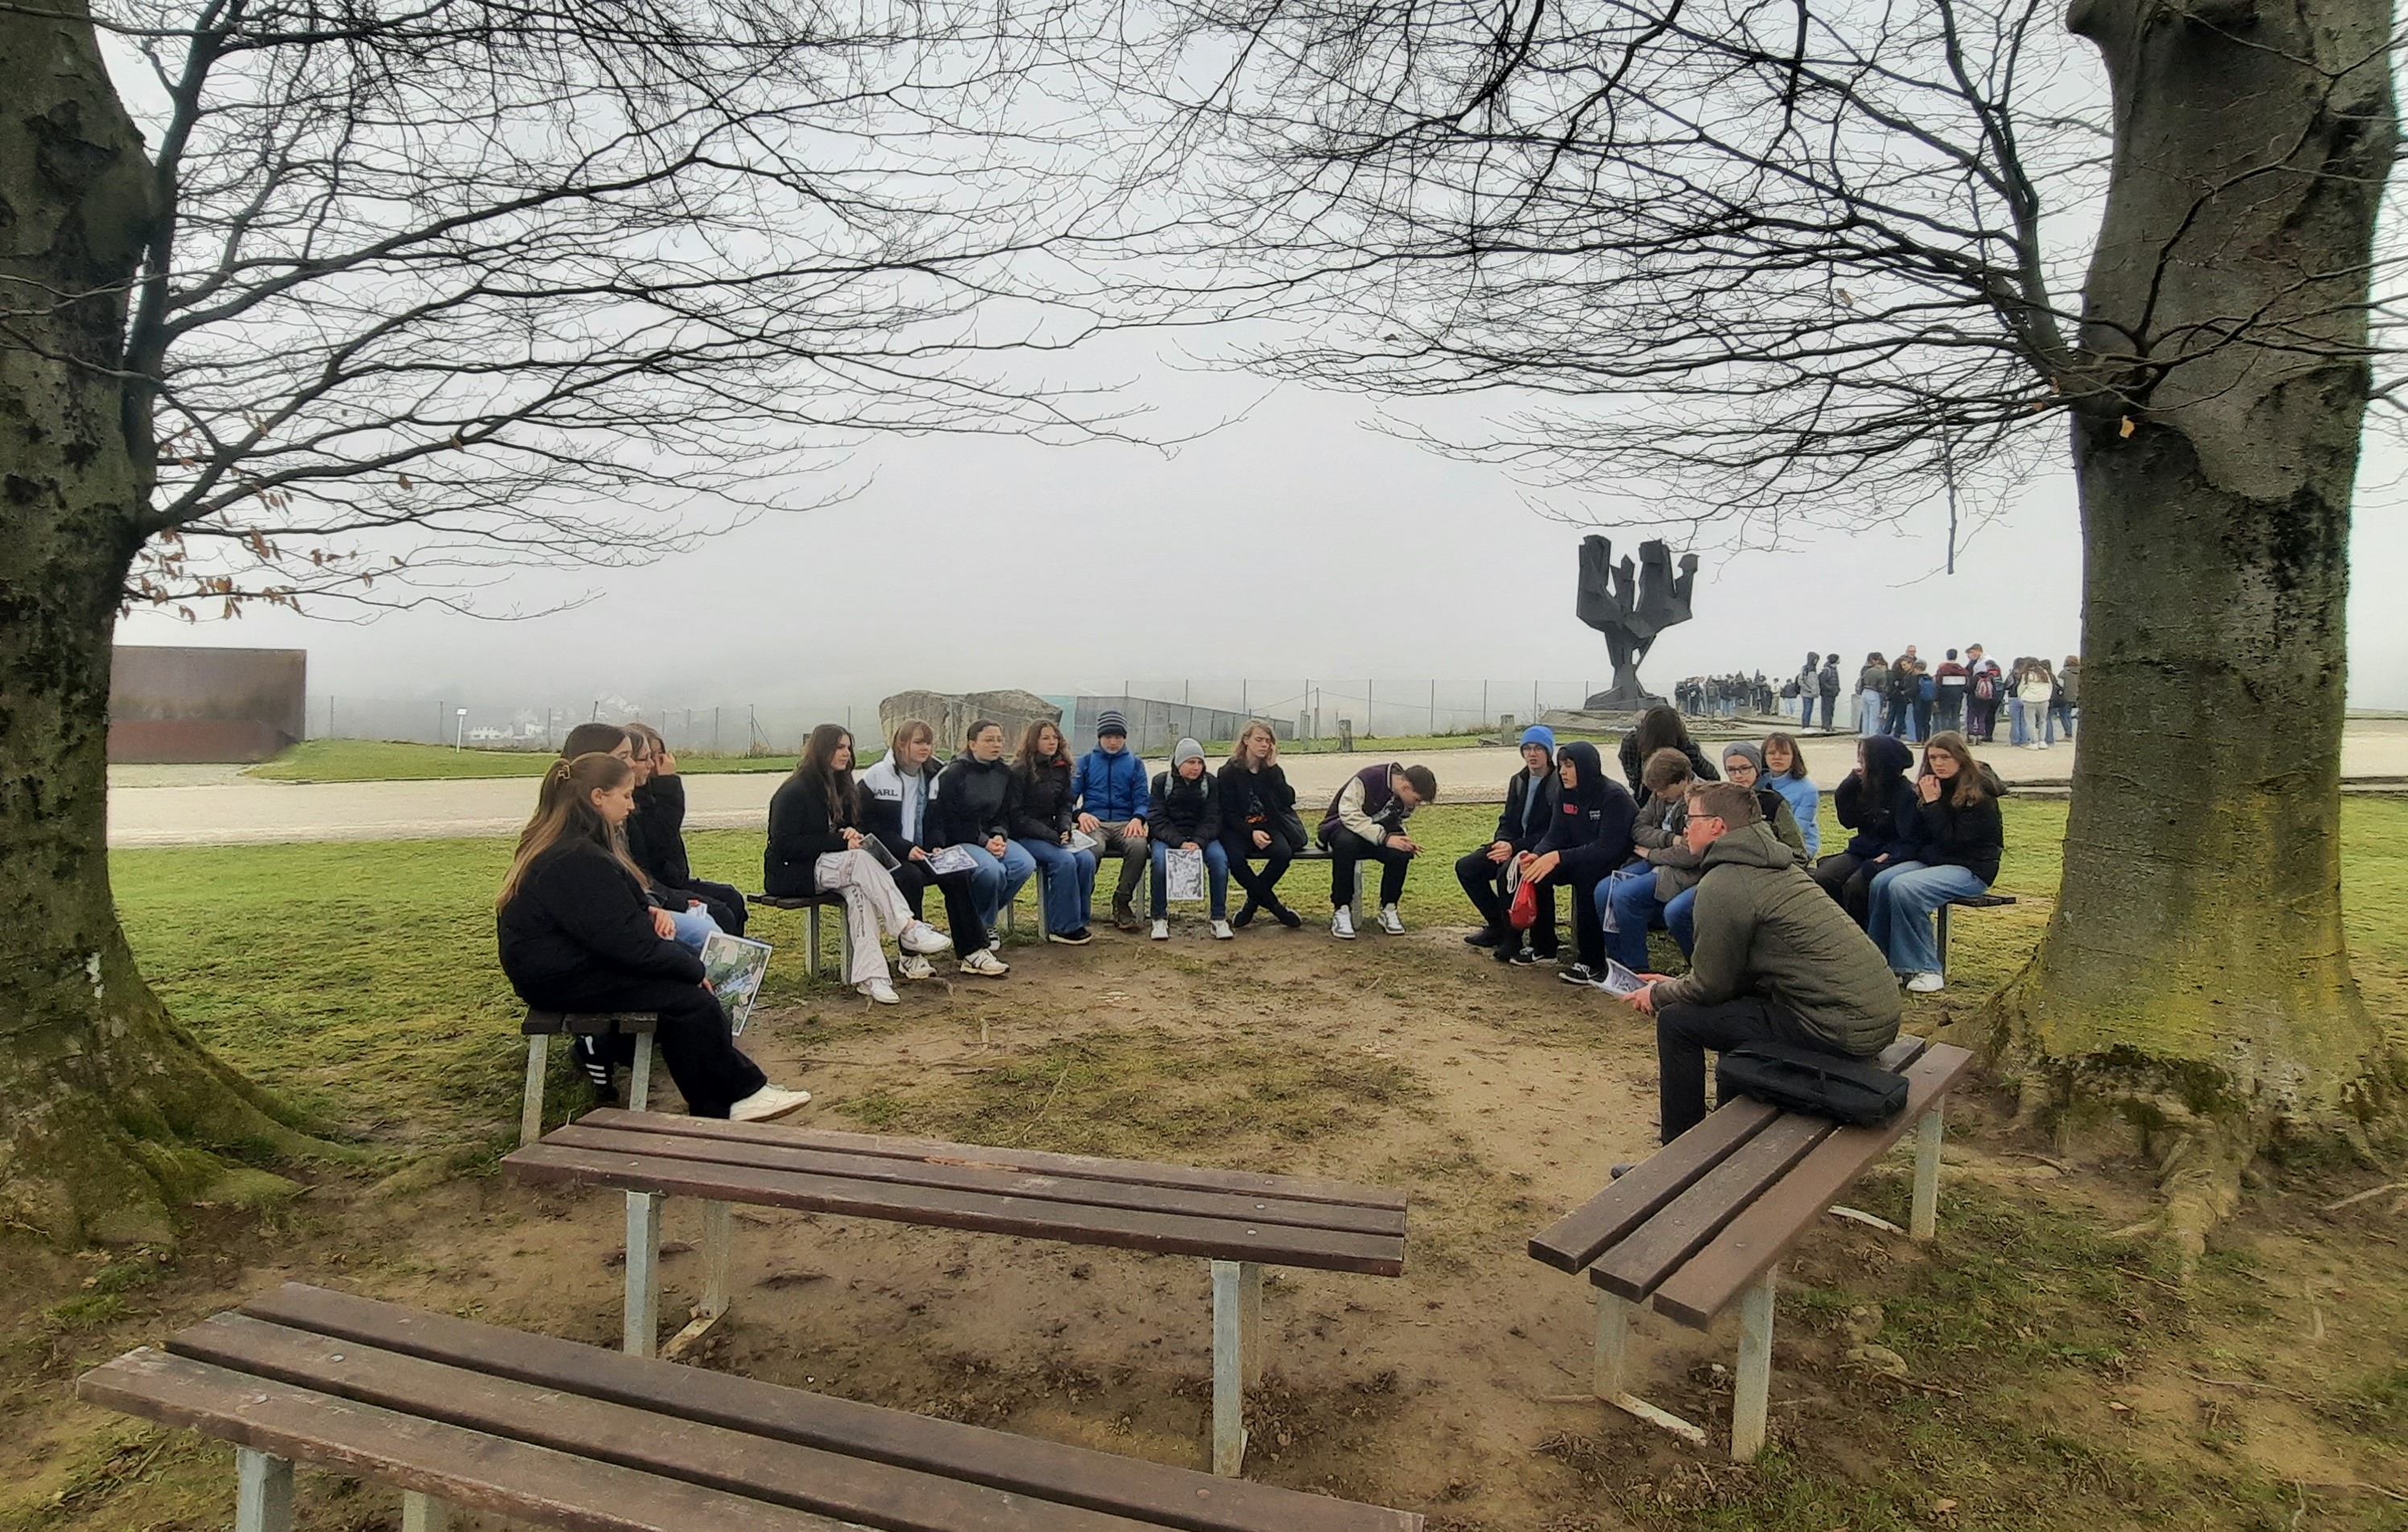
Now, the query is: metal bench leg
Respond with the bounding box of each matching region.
[839,915,856,982]
[663,1199,736,1361]
[236,1447,294,1532]
[1210,1259,1247,1476]
[402,1491,449,1532]
[1911,1101,1945,1240]
[806,905,823,978]
[521,1034,549,1146]
[625,1190,664,1357]
[1936,902,1952,976]
[1731,1265,1779,1463]
[1594,1288,1632,1398]
[1239,1261,1263,1386]
[627,1034,654,1113]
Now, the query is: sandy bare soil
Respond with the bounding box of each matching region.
[103,719,2408,848]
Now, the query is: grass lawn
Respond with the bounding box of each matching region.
[245,737,802,782]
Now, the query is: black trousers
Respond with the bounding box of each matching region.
[1229,821,1299,906]
[1324,827,1413,908]
[1455,849,1559,954]
[890,858,988,958]
[1656,997,1828,1142]
[667,877,746,935]
[1810,852,1878,928]
[523,972,767,1119]
[1561,867,1606,970]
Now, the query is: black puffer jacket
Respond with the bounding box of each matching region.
[763,771,860,898]
[1217,761,1297,847]
[1150,766,1222,846]
[931,754,1016,848]
[498,838,703,996]
[1833,735,1921,861]
[626,775,692,887]
[1915,789,2004,885]
[1012,758,1076,843]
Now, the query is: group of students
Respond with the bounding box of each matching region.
[1777,645,2077,745]
[1454,708,2003,995]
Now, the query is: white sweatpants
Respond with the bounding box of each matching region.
[814,849,917,985]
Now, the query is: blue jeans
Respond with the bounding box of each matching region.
[1858,689,1884,736]
[1150,839,1230,919]
[1598,864,1666,971]
[1866,861,1990,975]
[960,841,1036,929]
[666,904,723,953]
[2007,698,2030,745]
[1017,838,1097,933]
[1664,885,1698,957]
[2050,702,2075,743]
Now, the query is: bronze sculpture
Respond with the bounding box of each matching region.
[1575,535,1700,710]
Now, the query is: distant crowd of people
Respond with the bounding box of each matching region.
[1772,647,2077,748]
[492,703,2002,1146]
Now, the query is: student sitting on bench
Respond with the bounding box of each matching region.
[1318,761,1438,939]
[765,725,956,1006]
[1811,734,1923,927]
[1519,740,1638,984]
[1661,741,1808,957]
[1600,748,1702,975]
[557,722,719,954]
[859,719,1004,978]
[499,751,810,1122]
[1011,719,1098,945]
[1073,711,1152,931]
[1458,725,1560,963]
[931,720,1037,938]
[623,722,747,935]
[1866,731,2005,993]
[1148,738,1231,940]
[1618,782,1902,1141]
[1219,720,1305,929]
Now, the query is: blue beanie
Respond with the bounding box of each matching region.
[1520,724,1556,751]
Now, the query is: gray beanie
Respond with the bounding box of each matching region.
[1172,737,1205,769]
[1096,708,1128,739]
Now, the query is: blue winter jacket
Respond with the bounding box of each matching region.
[1073,745,1150,824]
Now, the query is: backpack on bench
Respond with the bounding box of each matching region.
[1716,1042,1909,1127]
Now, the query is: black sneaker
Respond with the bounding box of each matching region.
[1047,927,1095,946]
[1498,944,1527,964]
[1272,901,1303,929]
[1559,963,1600,986]
[1465,927,1503,948]
[1232,899,1258,929]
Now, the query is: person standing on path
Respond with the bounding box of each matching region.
[1857,653,1890,737]
[1816,652,1842,731]
[1933,650,1969,734]
[1963,645,2002,741]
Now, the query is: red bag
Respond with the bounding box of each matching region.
[1509,875,1541,931]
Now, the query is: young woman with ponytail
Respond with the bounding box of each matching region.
[765,725,958,1005]
[497,753,810,1122]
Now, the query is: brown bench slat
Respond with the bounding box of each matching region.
[1946,894,2016,909]
[1588,1115,1834,1301]
[240,1284,1422,1532]
[171,1313,1164,1532]
[542,1122,1407,1240]
[1651,1043,1976,1329]
[76,1348,846,1532]
[524,1010,660,1037]
[506,1142,1407,1276]
[1526,1034,1925,1274]
[579,1108,1410,1212]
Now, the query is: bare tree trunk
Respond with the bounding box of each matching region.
[1977,0,2402,1257]
[2,4,319,1245]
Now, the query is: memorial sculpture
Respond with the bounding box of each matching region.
[1576,535,1701,711]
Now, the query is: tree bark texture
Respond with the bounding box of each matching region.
[1991,0,2402,1228]
[2,5,316,1244]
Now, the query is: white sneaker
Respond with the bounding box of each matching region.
[897,954,935,981]
[728,1085,811,1122]
[901,921,950,956]
[857,978,900,1005]
[989,932,1004,952]
[1210,919,1234,940]
[1905,971,1945,993]
[1151,919,1170,940]
[959,948,1009,977]
[1331,906,1357,939]
[1378,904,1404,935]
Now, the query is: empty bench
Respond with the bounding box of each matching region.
[520,1009,657,1147]
[505,1109,1408,1476]
[1936,893,2017,975]
[80,1282,1424,1532]
[1528,1035,1974,1461]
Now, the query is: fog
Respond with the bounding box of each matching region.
[117,348,2408,725]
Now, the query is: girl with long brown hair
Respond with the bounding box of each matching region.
[1865,730,2004,993]
[765,725,955,1005]
[497,753,807,1122]
[1218,720,1303,927]
[1011,719,1097,944]
[621,721,746,936]
[859,719,1005,977]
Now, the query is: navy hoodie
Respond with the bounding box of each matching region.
[1532,741,1639,880]
[1833,734,1923,861]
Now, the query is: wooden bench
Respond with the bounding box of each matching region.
[521,1010,658,1147]
[80,1282,1424,1532]
[746,892,854,979]
[1936,893,2017,975]
[1528,1034,1974,1461]
[504,1109,1408,1476]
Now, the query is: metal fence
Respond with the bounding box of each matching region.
[306,679,1672,754]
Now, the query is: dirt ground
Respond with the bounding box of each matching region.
[9,915,2407,1531]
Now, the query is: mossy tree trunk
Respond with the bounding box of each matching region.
[2,5,318,1245]
[1981,0,2402,1254]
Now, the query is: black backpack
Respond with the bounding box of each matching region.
[1716,1043,1909,1127]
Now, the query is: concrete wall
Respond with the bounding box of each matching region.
[1067,696,1292,755]
[109,646,307,763]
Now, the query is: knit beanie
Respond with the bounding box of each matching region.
[1172,737,1205,769]
[1519,724,1556,752]
[1096,708,1128,739]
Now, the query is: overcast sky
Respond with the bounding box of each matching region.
[116,344,2408,727]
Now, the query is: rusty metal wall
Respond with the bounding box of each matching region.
[109,646,307,762]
